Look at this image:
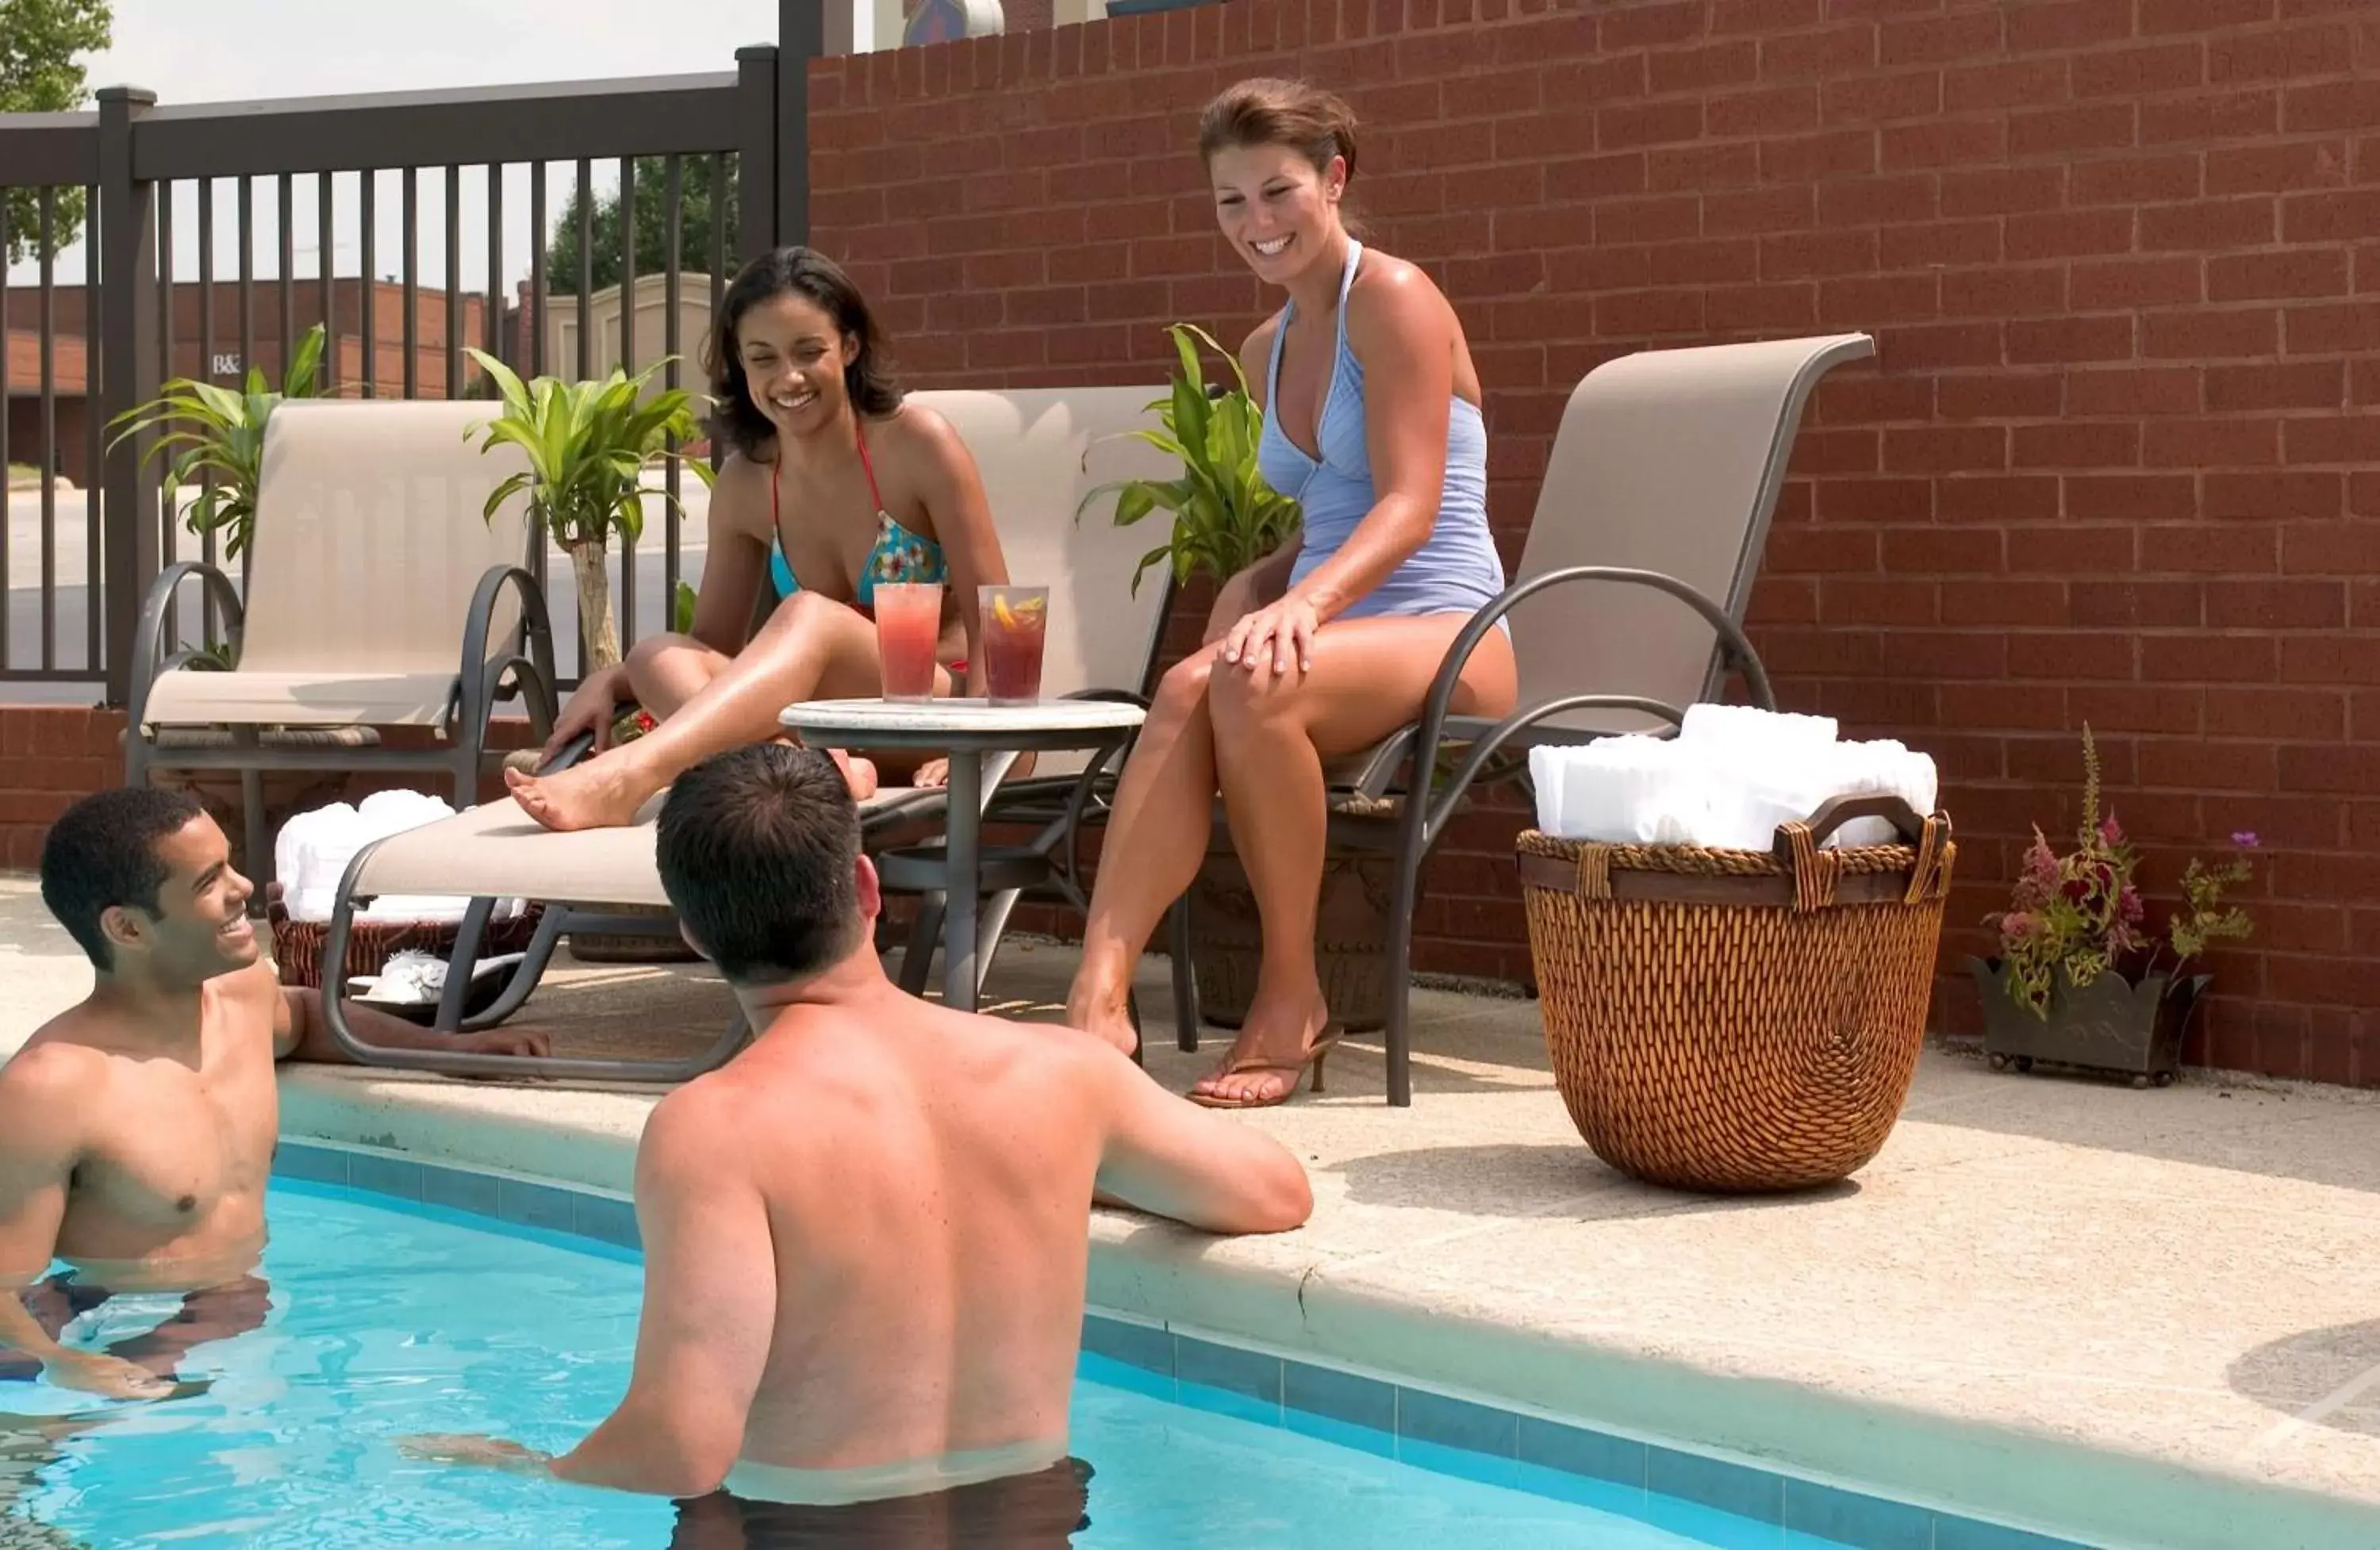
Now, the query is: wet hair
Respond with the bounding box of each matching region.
[1198,77,1361,188]
[654,742,864,986]
[40,786,207,970]
[704,246,903,460]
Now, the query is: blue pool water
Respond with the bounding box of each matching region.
[2,1184,1858,1549]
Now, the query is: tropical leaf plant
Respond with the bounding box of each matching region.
[1076,321,1301,595]
[106,323,330,566]
[461,347,713,670]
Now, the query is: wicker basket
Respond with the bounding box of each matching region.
[1518,794,1955,1194]
[266,884,546,992]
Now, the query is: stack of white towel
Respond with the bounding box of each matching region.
[1529,705,1938,850]
[274,790,522,924]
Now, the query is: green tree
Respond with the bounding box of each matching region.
[542,154,739,297]
[0,0,113,267]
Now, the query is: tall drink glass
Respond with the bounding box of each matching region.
[981,585,1049,706]
[873,582,943,704]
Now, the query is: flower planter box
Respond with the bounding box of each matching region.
[1968,957,2208,1090]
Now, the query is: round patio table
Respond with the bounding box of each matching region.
[778,697,1147,1012]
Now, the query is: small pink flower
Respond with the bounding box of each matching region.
[2232,831,2259,849]
[2099,814,2125,847]
[2118,885,2144,923]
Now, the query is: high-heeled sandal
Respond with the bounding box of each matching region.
[1185,1026,1345,1110]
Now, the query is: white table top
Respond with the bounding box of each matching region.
[778,696,1147,739]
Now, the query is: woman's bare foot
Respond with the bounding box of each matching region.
[1192,988,1334,1107]
[503,757,655,833]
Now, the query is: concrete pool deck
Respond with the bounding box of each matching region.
[2,873,2374,1550]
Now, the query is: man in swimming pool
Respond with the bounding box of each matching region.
[0,787,551,1401]
[403,742,1313,1523]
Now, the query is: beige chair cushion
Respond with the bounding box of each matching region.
[142,398,532,731]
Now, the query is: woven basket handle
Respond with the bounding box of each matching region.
[1772,793,1952,911]
[1772,792,1927,861]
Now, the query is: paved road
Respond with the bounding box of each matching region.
[2,486,718,704]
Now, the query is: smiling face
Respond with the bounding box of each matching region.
[1209,139,1346,285]
[103,814,259,987]
[733,290,858,441]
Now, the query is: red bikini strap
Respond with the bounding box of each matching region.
[853,414,889,516]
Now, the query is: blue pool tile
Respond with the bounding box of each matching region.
[1284,1360,1395,1433]
[497,1177,579,1234]
[1934,1518,2097,1550]
[572,1193,641,1249]
[1516,1415,1648,1490]
[1173,1334,1281,1407]
[1649,1444,1787,1525]
[346,1153,423,1203]
[1782,1479,1932,1550]
[1174,1375,1286,1428]
[1398,1388,1518,1459]
[1078,1350,1177,1402]
[1397,1433,1520,1491]
[272,1141,348,1187]
[1284,1405,1398,1461]
[1081,1314,1174,1379]
[419,1164,503,1220]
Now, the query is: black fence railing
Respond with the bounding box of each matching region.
[0,0,825,704]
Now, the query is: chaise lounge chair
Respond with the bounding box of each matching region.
[310,385,1179,1082]
[1167,332,1879,1104]
[123,399,559,887]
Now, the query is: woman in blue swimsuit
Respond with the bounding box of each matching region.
[1065,79,1520,1107]
[507,247,1010,832]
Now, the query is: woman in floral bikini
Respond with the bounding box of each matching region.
[505,247,1012,832]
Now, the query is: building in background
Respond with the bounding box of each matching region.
[3,280,491,487]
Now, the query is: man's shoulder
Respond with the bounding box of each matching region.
[0,1025,109,1144]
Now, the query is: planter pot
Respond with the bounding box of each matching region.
[1968,956,2209,1090]
[1187,844,1395,1035]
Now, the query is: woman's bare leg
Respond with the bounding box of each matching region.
[1195,616,1518,1103]
[1063,650,1227,1054]
[508,593,886,831]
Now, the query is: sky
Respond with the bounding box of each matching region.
[6,0,877,292]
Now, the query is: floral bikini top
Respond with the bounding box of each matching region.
[766,414,948,615]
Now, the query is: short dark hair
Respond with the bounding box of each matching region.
[703,246,903,460]
[40,786,208,969]
[654,743,864,985]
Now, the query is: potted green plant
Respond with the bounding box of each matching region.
[1081,323,1405,1033]
[463,351,711,964]
[460,348,712,673]
[1969,726,2258,1088]
[109,322,330,591]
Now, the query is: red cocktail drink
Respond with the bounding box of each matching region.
[981,586,1049,706]
[874,582,943,703]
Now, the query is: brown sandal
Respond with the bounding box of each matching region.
[1186,1026,1345,1110]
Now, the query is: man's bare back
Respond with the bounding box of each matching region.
[0,788,548,1400]
[405,743,1313,1515]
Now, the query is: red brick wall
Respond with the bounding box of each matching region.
[810,0,2380,1084]
[0,709,125,870]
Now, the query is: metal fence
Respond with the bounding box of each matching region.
[0,1,827,704]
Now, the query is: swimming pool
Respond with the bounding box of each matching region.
[0,1168,2079,1549]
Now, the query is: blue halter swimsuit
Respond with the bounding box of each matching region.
[1256,238,1507,622]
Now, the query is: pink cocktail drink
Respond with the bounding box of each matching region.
[874,582,943,703]
[981,585,1049,706]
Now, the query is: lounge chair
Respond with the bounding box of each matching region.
[311,385,1178,1082]
[1166,332,1879,1105]
[124,399,559,886]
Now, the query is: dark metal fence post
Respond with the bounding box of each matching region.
[778,2,825,249]
[734,44,778,263]
[97,86,159,710]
